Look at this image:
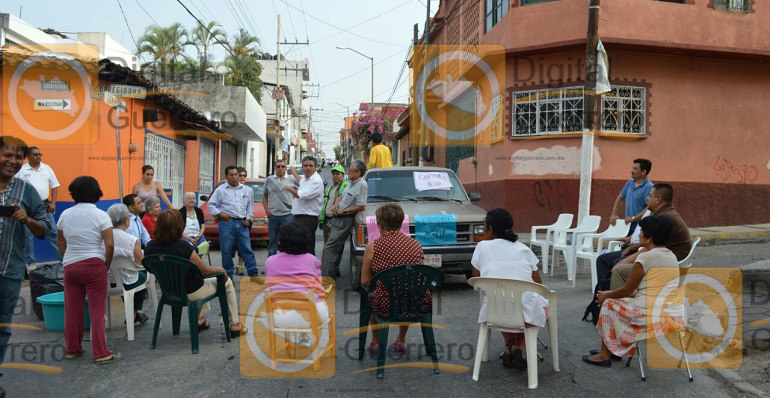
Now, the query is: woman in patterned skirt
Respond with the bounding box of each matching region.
[360,203,426,355]
[583,216,685,367]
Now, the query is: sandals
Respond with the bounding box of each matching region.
[198,321,211,332]
[389,342,408,355]
[95,352,124,365]
[230,327,248,338]
[66,350,85,360]
[367,342,378,355]
[502,343,527,370]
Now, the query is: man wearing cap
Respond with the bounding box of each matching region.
[319,165,350,243]
[263,159,298,257]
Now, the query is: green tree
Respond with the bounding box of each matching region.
[225,28,263,102]
[333,145,342,161]
[137,23,190,74]
[191,21,226,72]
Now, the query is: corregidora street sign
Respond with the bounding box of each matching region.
[98,84,147,99]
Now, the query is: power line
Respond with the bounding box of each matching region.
[321,45,411,89]
[277,0,404,46]
[115,0,146,64]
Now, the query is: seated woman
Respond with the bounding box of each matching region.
[142,196,161,239]
[360,203,426,355]
[178,192,206,251]
[261,223,329,346]
[471,208,549,370]
[144,210,245,337]
[583,216,684,367]
[106,203,149,325]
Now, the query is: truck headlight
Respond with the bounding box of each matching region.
[204,218,214,224]
[473,225,486,235]
[253,218,269,224]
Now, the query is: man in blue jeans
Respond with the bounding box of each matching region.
[0,137,51,397]
[207,166,259,278]
[262,159,297,257]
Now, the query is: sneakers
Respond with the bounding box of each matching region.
[236,265,245,276]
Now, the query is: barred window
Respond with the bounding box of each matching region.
[512,86,584,136]
[601,86,646,135]
[511,85,647,137]
[485,0,509,32]
[521,0,560,5]
[712,0,750,12]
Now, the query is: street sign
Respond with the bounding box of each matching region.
[103,91,126,111]
[33,99,71,111]
[99,84,147,99]
[271,89,285,100]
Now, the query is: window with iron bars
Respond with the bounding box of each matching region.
[712,0,750,12]
[512,85,647,137]
[521,0,561,6]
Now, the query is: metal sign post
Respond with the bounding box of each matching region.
[104,91,127,198]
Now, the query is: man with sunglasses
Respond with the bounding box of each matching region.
[263,159,298,257]
[15,146,61,264]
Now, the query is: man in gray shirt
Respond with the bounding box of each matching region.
[321,160,368,277]
[262,159,299,256]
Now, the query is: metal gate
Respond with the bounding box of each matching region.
[145,133,185,208]
[198,139,215,194]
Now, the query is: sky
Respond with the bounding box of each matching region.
[3,0,437,155]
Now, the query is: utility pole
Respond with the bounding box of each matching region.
[578,0,602,224]
[413,1,431,167]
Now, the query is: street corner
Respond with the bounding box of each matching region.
[2,44,100,146]
[647,268,743,369]
[410,44,506,148]
[239,276,336,378]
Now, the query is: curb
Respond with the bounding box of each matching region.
[708,368,769,398]
[691,230,770,243]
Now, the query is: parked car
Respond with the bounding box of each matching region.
[348,167,486,289]
[199,178,269,246]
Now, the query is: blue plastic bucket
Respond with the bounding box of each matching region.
[36,292,91,332]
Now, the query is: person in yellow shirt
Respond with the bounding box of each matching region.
[366,132,392,169]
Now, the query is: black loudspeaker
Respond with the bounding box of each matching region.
[143,109,160,123]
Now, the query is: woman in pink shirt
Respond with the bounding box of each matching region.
[263,223,329,333]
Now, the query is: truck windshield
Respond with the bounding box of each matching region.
[365,170,469,203]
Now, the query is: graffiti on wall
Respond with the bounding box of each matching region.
[713,156,758,184]
[533,180,568,211]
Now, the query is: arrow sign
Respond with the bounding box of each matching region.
[33,99,72,111]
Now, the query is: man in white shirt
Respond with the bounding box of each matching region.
[208,166,259,278]
[15,146,61,263]
[283,156,324,255]
[122,194,151,249]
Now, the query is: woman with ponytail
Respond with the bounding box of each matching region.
[471,208,549,370]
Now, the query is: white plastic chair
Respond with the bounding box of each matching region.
[625,237,701,382]
[467,277,559,389]
[574,221,631,289]
[550,215,601,280]
[107,257,159,341]
[529,214,573,275]
[263,288,336,372]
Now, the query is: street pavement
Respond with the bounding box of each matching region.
[5,228,769,397]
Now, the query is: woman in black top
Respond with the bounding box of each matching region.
[145,210,244,336]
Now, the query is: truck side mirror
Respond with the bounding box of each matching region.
[468,192,481,202]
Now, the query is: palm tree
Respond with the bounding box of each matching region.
[136,25,172,72]
[165,22,190,70]
[191,21,225,72]
[225,54,263,102]
[229,27,259,57]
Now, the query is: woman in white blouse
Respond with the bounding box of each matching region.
[107,203,149,325]
[471,208,549,370]
[57,176,122,364]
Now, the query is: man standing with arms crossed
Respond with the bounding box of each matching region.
[208,166,259,278]
[322,160,368,278]
[319,165,349,243]
[15,146,61,263]
[263,159,298,257]
[283,156,324,255]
